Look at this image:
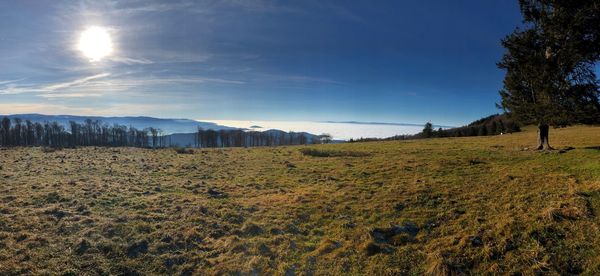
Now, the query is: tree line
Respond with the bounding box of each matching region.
[0,116,323,148]
[0,117,163,148]
[194,128,320,148]
[419,114,521,138]
[349,114,520,143]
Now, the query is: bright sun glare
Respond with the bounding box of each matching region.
[77,26,113,62]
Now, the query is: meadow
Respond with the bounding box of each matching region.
[0,125,599,275]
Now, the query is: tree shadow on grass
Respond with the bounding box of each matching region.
[584,146,600,151]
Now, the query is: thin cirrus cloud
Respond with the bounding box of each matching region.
[0,102,197,117]
[108,56,154,65]
[40,93,103,98]
[0,73,246,98]
[0,73,111,95]
[0,79,26,85]
[109,0,300,15]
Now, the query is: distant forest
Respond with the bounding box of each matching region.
[195,128,320,148]
[0,117,154,148]
[0,117,320,148]
[350,114,520,142]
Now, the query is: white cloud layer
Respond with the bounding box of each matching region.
[202,119,424,140]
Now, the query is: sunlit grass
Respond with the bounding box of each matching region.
[0,125,598,274]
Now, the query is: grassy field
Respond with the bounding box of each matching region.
[0,126,599,275]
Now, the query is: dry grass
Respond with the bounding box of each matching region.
[174,147,195,155]
[299,148,369,157]
[0,125,599,274]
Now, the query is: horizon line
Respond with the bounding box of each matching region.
[2,113,458,128]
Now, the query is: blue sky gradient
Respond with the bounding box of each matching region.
[0,0,523,126]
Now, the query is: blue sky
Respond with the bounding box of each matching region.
[0,0,523,126]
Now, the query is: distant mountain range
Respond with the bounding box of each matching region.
[1,114,236,134]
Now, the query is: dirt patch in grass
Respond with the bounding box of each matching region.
[174,147,195,154]
[299,148,369,157]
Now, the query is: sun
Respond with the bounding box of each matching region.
[77,26,113,62]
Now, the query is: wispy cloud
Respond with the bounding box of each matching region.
[111,2,199,14]
[43,73,111,91]
[0,102,197,117]
[0,73,245,98]
[218,0,300,13]
[0,79,25,85]
[140,50,212,64]
[253,73,346,86]
[40,93,104,98]
[193,77,246,85]
[109,56,154,65]
[112,0,299,14]
[76,0,297,20]
[0,73,111,95]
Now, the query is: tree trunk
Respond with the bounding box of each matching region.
[537,124,552,150]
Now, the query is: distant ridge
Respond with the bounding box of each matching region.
[324,120,455,129]
[1,113,237,134]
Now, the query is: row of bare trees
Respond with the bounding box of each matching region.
[194,128,320,148]
[0,117,325,149]
[0,117,165,148]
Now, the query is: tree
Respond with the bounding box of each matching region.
[319,133,332,144]
[478,125,487,136]
[489,121,498,135]
[422,122,434,138]
[1,117,11,146]
[13,118,22,146]
[25,120,34,145]
[437,128,444,137]
[148,127,158,148]
[498,0,600,150]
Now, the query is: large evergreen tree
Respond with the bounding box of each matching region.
[498,0,600,150]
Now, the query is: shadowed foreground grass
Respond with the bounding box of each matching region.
[0,125,599,275]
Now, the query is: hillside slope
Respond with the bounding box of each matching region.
[0,126,599,274]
